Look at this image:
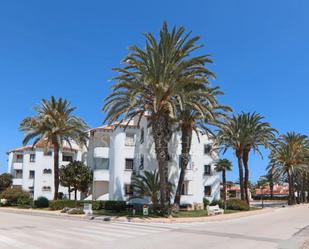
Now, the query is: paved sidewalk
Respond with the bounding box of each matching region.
[0,206,273,223]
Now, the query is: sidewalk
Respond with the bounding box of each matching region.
[0,206,275,223]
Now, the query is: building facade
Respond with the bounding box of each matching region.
[87,115,221,206]
[7,140,84,200]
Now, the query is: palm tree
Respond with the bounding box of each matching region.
[103,22,213,208]
[131,170,174,207]
[214,159,232,210]
[174,86,231,205]
[241,113,277,204]
[217,113,277,204]
[20,97,89,200]
[269,132,309,205]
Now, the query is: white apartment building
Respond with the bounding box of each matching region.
[7,140,84,200]
[87,115,221,206]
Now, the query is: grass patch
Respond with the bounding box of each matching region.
[173,210,208,218]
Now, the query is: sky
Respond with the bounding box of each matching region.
[0,0,309,182]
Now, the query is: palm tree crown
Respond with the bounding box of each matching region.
[20,96,89,199]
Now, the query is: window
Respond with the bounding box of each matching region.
[29,170,35,179]
[204,165,211,175]
[29,154,36,162]
[94,158,109,170]
[178,155,192,170]
[43,168,52,174]
[44,151,52,156]
[139,155,144,170]
[16,154,23,163]
[125,133,135,146]
[181,181,189,195]
[14,169,23,179]
[124,184,133,196]
[62,155,73,162]
[204,144,212,155]
[42,186,51,191]
[204,186,212,196]
[140,128,144,144]
[125,159,134,170]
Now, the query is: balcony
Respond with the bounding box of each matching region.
[93,169,109,181]
[12,162,23,169]
[12,178,22,185]
[94,147,109,158]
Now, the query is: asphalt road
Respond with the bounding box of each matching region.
[0,205,308,249]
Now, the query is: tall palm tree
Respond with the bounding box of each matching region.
[20,97,89,200]
[214,159,232,210]
[269,132,309,205]
[217,113,277,204]
[241,113,277,204]
[103,22,213,208]
[174,86,231,205]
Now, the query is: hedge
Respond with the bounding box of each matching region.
[49,200,127,211]
[0,188,31,206]
[226,199,250,211]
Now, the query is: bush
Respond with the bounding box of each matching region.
[49,200,77,210]
[226,199,250,211]
[203,198,210,209]
[103,201,127,212]
[0,188,31,206]
[34,197,49,208]
[210,199,224,208]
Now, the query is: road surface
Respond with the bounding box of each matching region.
[0,205,308,249]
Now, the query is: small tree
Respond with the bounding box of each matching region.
[59,161,92,200]
[0,173,12,192]
[215,159,232,211]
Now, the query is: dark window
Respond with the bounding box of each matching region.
[29,154,36,162]
[29,170,35,179]
[94,158,109,170]
[181,181,189,195]
[204,186,212,196]
[125,159,134,170]
[16,154,23,163]
[124,184,133,195]
[62,155,73,162]
[44,151,52,156]
[139,155,144,170]
[204,144,212,155]
[140,128,144,144]
[14,169,23,178]
[204,165,211,175]
[42,186,51,191]
[179,155,192,169]
[43,169,52,174]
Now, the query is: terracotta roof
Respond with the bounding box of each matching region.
[8,140,80,153]
[255,184,289,195]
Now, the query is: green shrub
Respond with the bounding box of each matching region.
[49,200,77,210]
[203,198,210,209]
[0,188,31,206]
[210,199,224,208]
[226,199,249,211]
[77,200,104,210]
[34,197,49,208]
[103,201,127,211]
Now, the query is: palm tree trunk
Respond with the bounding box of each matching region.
[174,125,192,205]
[236,150,245,201]
[152,113,172,210]
[74,189,77,201]
[287,170,294,205]
[53,142,60,200]
[301,174,306,203]
[269,173,274,199]
[222,170,227,210]
[68,186,71,200]
[242,149,250,204]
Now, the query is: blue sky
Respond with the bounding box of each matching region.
[1,0,308,182]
